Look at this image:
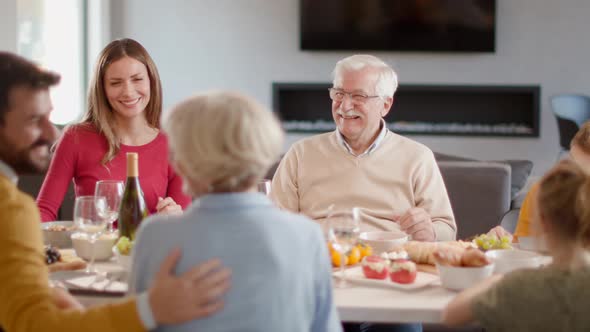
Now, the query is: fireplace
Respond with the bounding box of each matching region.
[272,83,540,137]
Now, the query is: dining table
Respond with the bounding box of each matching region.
[333,278,456,324]
[50,250,457,324]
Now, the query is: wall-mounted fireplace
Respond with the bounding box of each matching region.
[272,83,540,137]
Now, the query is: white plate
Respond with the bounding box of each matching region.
[50,270,128,295]
[515,237,548,252]
[333,266,439,290]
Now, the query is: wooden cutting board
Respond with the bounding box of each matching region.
[48,249,87,272]
[417,264,438,275]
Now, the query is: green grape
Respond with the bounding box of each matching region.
[116,236,133,255]
[489,237,497,247]
[473,233,512,250]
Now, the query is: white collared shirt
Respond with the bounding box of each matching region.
[0,159,18,184]
[336,119,388,157]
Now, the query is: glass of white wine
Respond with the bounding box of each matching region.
[257,179,272,196]
[94,180,124,233]
[73,195,107,273]
[328,207,360,288]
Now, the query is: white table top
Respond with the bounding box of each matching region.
[51,254,455,323]
[333,280,456,324]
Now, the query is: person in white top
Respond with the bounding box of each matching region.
[271,55,456,243]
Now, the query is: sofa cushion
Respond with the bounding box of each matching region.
[434,152,533,200]
[495,159,533,199]
[437,161,512,239]
[433,152,473,162]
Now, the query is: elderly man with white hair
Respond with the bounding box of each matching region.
[129,91,342,332]
[271,55,456,332]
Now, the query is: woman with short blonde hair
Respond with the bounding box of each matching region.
[130,91,342,332]
[164,91,283,194]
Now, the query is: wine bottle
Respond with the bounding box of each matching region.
[118,152,148,240]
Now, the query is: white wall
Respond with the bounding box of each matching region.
[111,0,590,176]
[0,0,17,51]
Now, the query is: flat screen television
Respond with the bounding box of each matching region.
[300,0,496,52]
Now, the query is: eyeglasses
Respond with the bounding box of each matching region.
[328,88,381,104]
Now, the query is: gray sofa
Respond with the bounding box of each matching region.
[18,174,75,220]
[438,161,511,239]
[434,153,533,239]
[438,161,513,239]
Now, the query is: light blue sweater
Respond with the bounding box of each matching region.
[130,192,342,332]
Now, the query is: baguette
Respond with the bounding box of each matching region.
[433,246,491,267]
[402,241,465,265]
[432,248,463,266]
[460,248,491,267]
[403,241,438,264]
[403,241,487,267]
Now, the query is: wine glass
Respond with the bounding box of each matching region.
[73,195,107,273]
[257,179,272,196]
[94,180,124,233]
[327,207,360,288]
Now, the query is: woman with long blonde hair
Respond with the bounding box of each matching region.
[37,38,190,221]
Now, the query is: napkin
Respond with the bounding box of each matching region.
[64,275,128,293]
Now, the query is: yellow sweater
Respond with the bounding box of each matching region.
[513,182,539,239]
[0,175,145,332]
[270,131,456,241]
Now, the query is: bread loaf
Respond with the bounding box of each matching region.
[403,241,489,267]
[460,248,490,267]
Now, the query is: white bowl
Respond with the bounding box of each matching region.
[359,231,408,254]
[437,263,495,291]
[485,249,544,274]
[42,221,76,248]
[71,232,117,261]
[113,247,132,270]
[517,236,548,252]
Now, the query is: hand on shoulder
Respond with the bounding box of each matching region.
[148,248,232,324]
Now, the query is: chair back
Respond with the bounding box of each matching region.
[438,161,512,240]
[551,94,590,150]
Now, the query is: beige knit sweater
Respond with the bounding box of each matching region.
[270,131,456,241]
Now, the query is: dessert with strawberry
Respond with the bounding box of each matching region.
[389,258,417,284]
[361,255,389,280]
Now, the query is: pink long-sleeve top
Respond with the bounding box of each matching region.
[37,123,191,221]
